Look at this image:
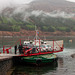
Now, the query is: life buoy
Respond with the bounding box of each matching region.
[36,58,42,64]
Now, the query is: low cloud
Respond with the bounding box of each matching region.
[24,10,75,19]
[66,0,75,3]
[0,0,34,12]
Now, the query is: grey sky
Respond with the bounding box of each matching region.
[0,0,75,11]
[66,0,75,2]
[0,0,34,11]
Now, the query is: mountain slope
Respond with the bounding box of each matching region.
[0,0,75,33]
[30,0,75,13]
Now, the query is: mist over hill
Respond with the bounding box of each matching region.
[30,0,75,13]
[0,0,75,18]
[0,0,75,33]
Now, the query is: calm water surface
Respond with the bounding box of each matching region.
[1,36,75,75]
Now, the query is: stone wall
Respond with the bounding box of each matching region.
[0,57,13,75]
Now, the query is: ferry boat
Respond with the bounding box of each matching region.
[20,53,57,65]
[2,25,63,66]
[16,29,64,65]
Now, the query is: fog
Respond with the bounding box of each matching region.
[0,0,75,20]
[66,0,75,2]
[0,0,34,12]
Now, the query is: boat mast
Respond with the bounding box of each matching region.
[35,25,38,40]
[35,24,39,40]
[27,18,39,40]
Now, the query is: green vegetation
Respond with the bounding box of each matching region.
[57,27,71,32]
[12,25,21,32]
[0,15,75,32]
[25,25,35,30]
[73,28,75,31]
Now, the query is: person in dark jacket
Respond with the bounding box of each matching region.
[14,45,17,54]
[18,44,23,54]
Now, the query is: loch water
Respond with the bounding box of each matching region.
[0,36,75,75]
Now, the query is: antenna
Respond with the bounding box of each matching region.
[27,18,39,40]
[35,25,38,40]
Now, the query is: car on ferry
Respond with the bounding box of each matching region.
[40,45,52,51]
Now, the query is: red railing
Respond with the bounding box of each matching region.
[2,39,64,56]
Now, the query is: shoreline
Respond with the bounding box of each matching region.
[0,36,75,37]
[0,30,75,37]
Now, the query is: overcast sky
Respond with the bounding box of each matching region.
[0,0,34,11]
[0,0,75,14]
[66,0,75,2]
[0,0,75,10]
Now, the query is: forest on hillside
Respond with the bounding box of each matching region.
[0,15,75,32]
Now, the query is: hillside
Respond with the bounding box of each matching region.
[0,0,75,36]
[30,0,75,13]
[0,15,75,32]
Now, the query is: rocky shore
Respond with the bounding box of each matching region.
[0,30,75,36]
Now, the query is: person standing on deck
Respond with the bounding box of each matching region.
[14,45,17,54]
[18,44,23,54]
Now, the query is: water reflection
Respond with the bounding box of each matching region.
[11,62,58,75]
[58,58,63,68]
